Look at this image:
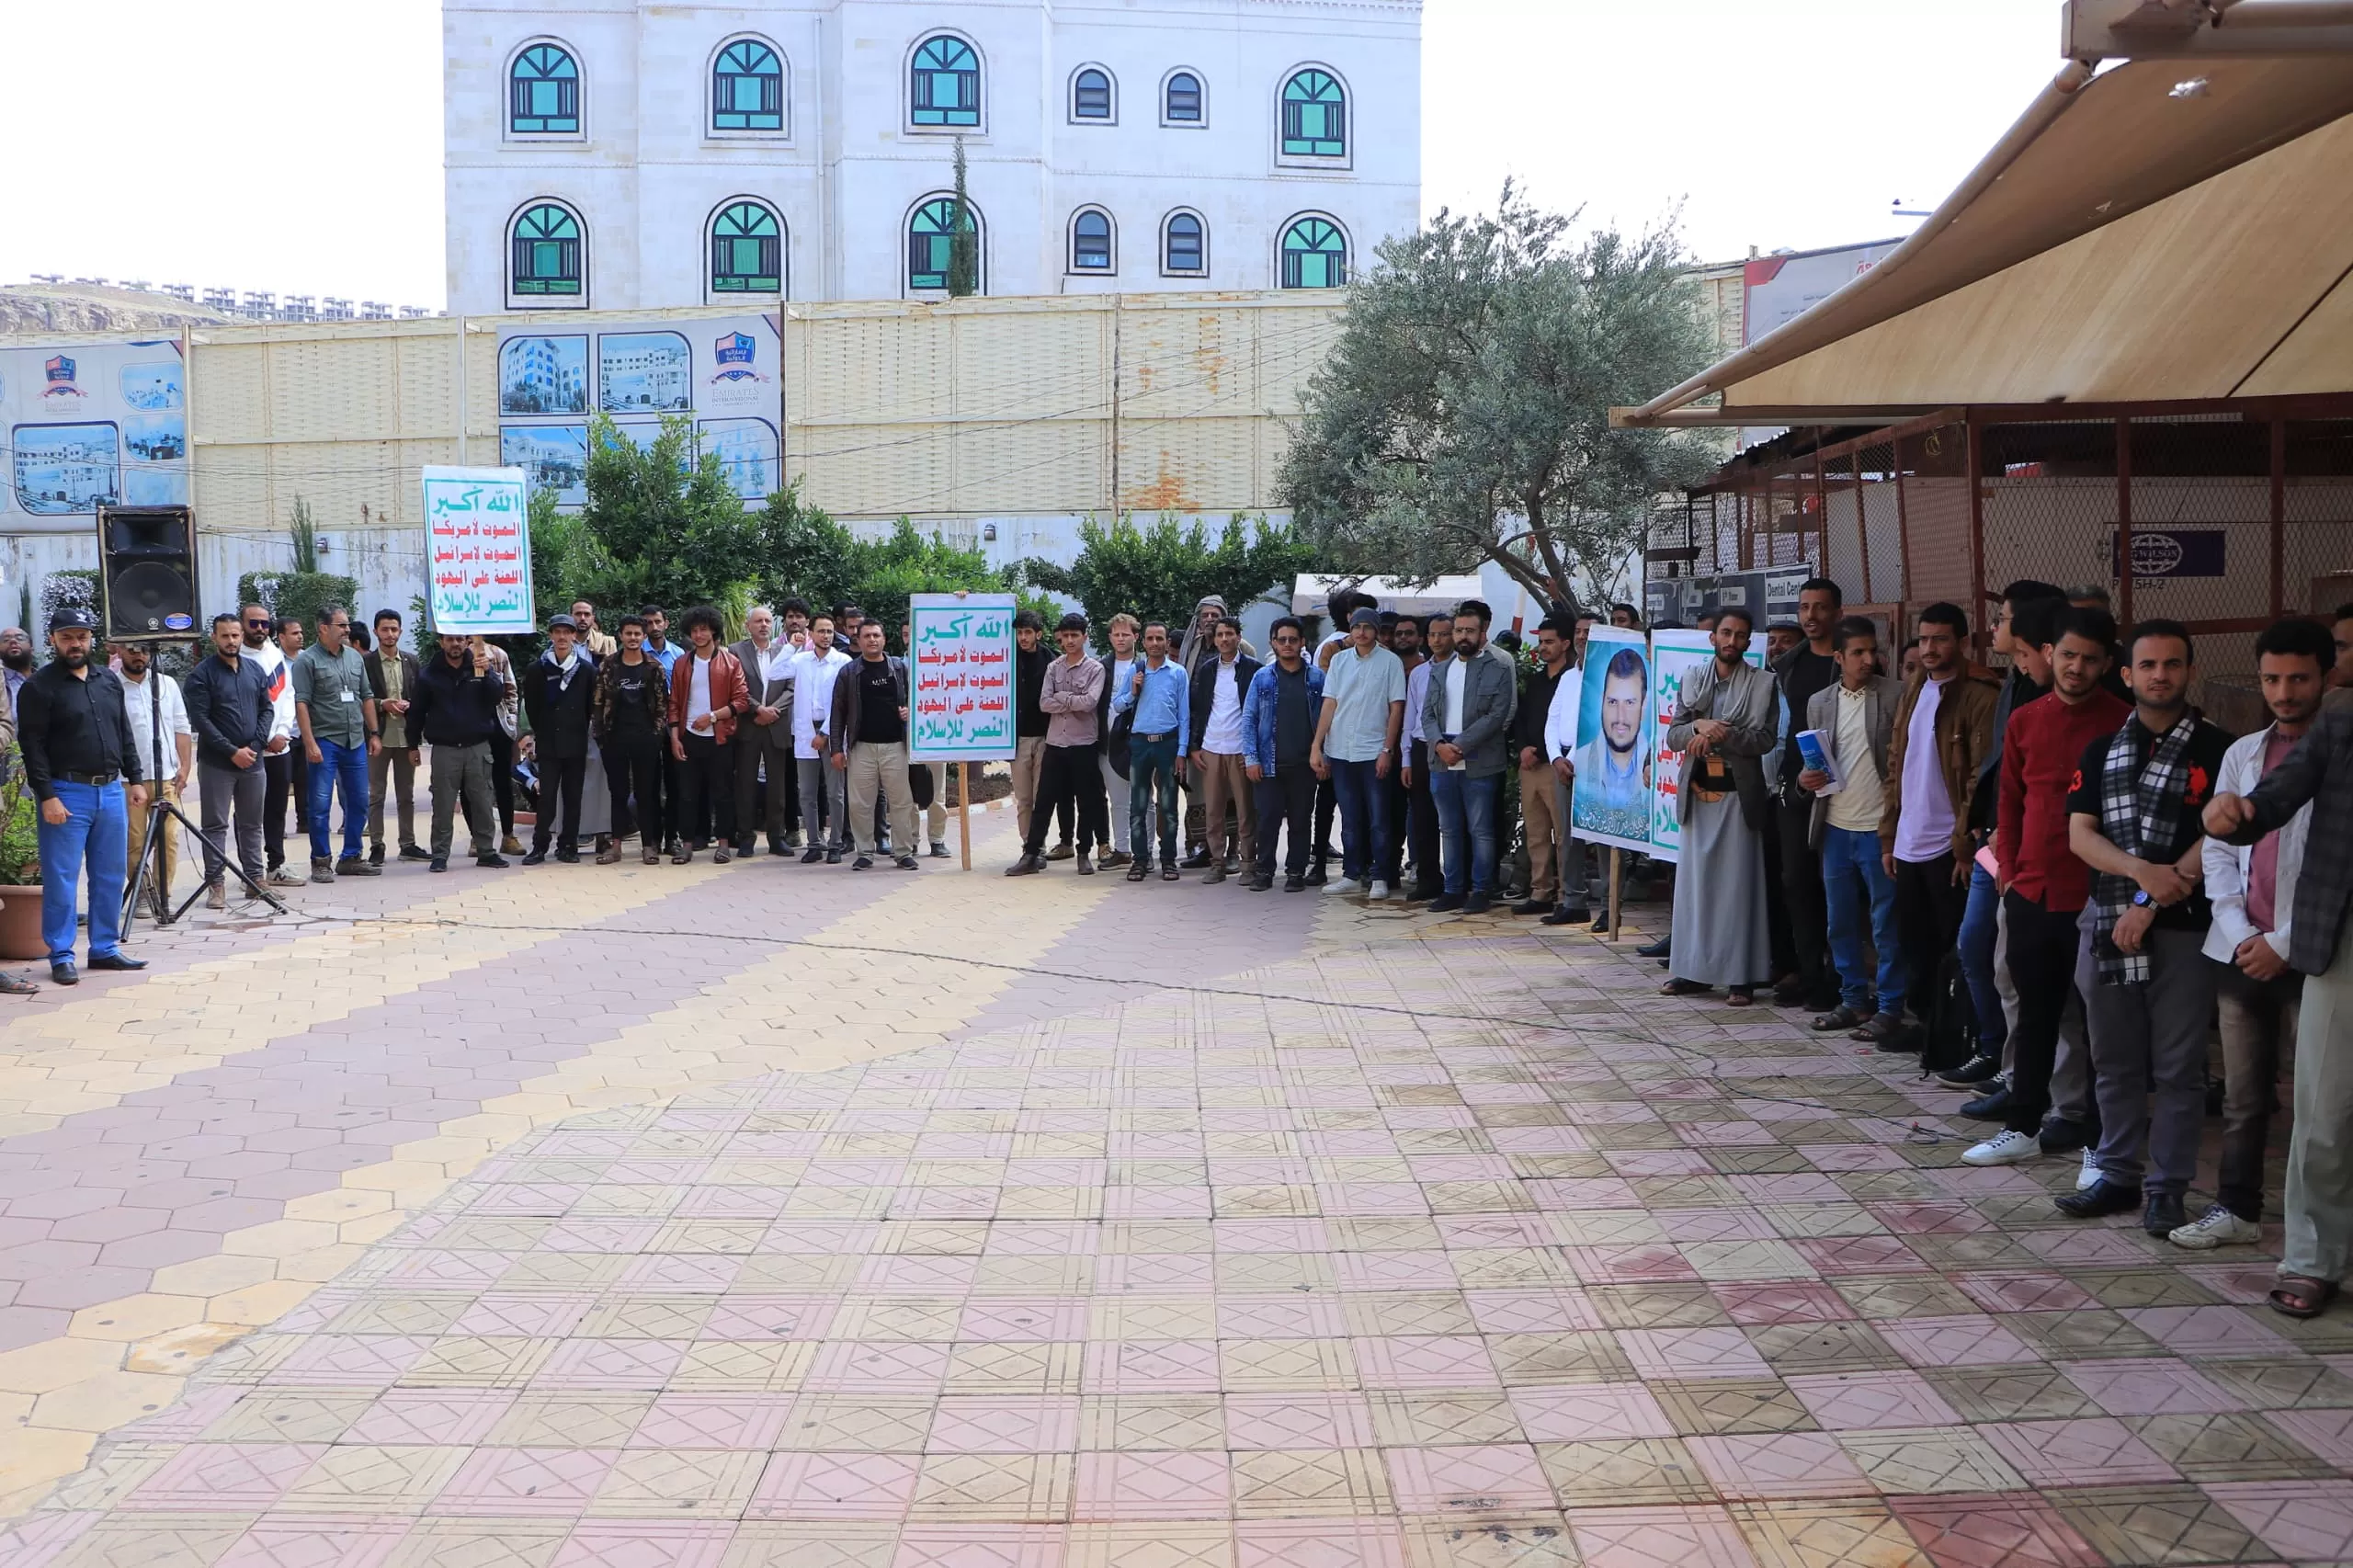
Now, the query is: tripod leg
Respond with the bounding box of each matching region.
[170,802,287,915]
[120,801,167,933]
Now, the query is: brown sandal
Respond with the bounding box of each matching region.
[2268,1275,2337,1319]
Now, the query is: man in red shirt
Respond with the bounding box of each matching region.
[1964,607,2127,1169]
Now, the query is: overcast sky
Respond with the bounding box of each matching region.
[0,0,2063,308]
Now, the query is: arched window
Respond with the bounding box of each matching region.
[1070,209,1114,273]
[510,43,580,135]
[712,39,783,133]
[1165,71,1203,123]
[1072,67,1113,121]
[1280,68,1346,157]
[1279,216,1347,289]
[1162,211,1206,276]
[911,35,980,128]
[908,197,982,293]
[511,203,585,298]
[710,200,783,295]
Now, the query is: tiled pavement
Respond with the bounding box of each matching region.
[0,813,2347,1567]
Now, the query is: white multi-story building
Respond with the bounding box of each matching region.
[443,0,1421,311]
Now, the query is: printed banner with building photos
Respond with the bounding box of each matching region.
[2,338,188,521]
[495,314,779,506]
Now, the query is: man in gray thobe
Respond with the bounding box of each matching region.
[1663,608,1780,1006]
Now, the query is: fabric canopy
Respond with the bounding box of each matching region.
[1620,52,2353,426]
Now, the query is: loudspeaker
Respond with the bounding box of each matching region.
[97,506,199,639]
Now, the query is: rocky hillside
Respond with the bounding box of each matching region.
[0,283,235,336]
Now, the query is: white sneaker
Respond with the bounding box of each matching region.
[2169,1204,2260,1250]
[2076,1149,2104,1191]
[1369,880,1389,901]
[1325,877,1359,895]
[1961,1129,2041,1166]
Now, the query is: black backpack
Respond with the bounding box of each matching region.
[1917,949,1976,1074]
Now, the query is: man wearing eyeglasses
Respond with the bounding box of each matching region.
[239,604,301,887]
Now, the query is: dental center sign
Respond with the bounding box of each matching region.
[424,465,535,634]
[908,592,1017,764]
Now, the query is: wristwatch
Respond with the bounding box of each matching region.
[2131,890,2154,908]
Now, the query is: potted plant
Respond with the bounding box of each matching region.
[0,756,45,960]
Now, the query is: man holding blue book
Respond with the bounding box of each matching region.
[1797,616,1904,1042]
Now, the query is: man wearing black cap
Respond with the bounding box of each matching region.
[1008,612,1108,876]
[17,608,148,984]
[521,613,598,864]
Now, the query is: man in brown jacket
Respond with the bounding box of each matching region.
[666,605,751,863]
[1878,602,1999,1052]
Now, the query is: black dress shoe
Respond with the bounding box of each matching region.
[1283,873,1306,892]
[2036,1118,2093,1155]
[1006,855,1042,877]
[1304,865,1328,887]
[1936,1054,2001,1089]
[801,846,825,865]
[50,960,78,985]
[1510,899,1549,916]
[1772,982,1808,1008]
[1960,1085,2014,1121]
[476,853,510,869]
[521,850,548,866]
[2143,1193,2188,1236]
[85,952,146,971]
[1636,935,1671,959]
[1180,849,1213,869]
[2055,1178,2143,1219]
[1540,904,1590,926]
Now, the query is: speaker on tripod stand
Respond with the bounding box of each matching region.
[97,506,199,638]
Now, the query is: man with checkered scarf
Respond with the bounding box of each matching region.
[2056,619,2233,1238]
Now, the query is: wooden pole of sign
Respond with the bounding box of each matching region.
[959,762,973,870]
[1608,848,1623,944]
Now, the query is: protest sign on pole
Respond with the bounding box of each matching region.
[908,593,1019,764]
[423,465,535,634]
[1567,627,1653,856]
[909,592,1018,869]
[1647,627,1768,864]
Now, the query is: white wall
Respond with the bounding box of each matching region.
[445,0,1421,311]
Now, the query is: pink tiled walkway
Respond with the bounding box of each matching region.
[2,870,2347,1567]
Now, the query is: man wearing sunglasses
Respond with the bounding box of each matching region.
[239,604,302,887]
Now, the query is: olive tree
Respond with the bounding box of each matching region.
[1279,187,1718,607]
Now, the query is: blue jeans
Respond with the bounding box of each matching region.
[1327,757,1390,883]
[308,735,369,862]
[1429,768,1498,896]
[39,779,129,964]
[1821,824,1905,1017]
[1957,861,2007,1053]
[1128,733,1179,864]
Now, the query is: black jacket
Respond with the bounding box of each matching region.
[1513,660,1573,756]
[182,651,276,770]
[410,652,508,747]
[522,649,600,759]
[1187,653,1263,751]
[827,654,910,757]
[17,660,141,801]
[1016,645,1050,738]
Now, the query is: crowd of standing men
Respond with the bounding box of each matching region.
[6,580,2353,1322]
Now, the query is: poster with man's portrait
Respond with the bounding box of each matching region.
[1569,627,1654,854]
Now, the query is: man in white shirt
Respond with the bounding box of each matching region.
[118,642,195,911]
[1188,616,1260,883]
[2181,617,2329,1251]
[790,614,853,863]
[241,603,304,886]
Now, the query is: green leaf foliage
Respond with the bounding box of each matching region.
[1051,513,1317,646]
[1278,184,1719,608]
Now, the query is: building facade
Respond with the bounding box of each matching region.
[444,0,1422,312]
